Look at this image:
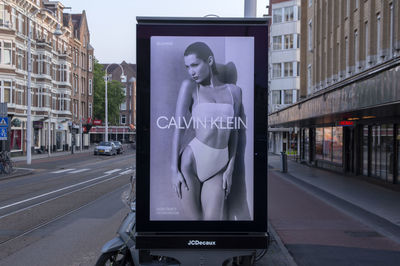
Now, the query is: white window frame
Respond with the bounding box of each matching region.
[272,63,282,78]
[273,8,283,23]
[284,62,293,77]
[121,114,126,125]
[284,6,294,22]
[89,79,92,95]
[120,101,127,111]
[377,14,381,59]
[2,41,12,65]
[89,55,92,72]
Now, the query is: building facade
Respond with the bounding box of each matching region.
[268,0,301,154]
[269,0,400,186]
[90,62,136,143]
[0,0,93,155]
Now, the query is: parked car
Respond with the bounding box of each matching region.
[94,141,117,156]
[113,141,124,154]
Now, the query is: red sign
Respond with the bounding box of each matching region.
[93,119,102,126]
[337,121,355,126]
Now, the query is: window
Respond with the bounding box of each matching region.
[0,4,11,27]
[346,0,350,17]
[1,81,11,103]
[273,8,282,23]
[284,34,294,49]
[284,62,293,77]
[354,30,359,68]
[89,79,92,95]
[315,128,323,160]
[308,20,312,51]
[16,48,23,70]
[365,21,369,62]
[390,4,394,57]
[120,102,127,111]
[122,87,127,96]
[297,62,300,76]
[355,0,359,9]
[284,90,293,104]
[37,87,43,107]
[377,14,381,58]
[89,103,92,118]
[273,36,282,50]
[89,55,92,72]
[284,6,294,22]
[18,13,23,33]
[272,90,281,104]
[121,115,126,124]
[3,42,11,65]
[272,63,281,78]
[309,0,312,7]
[307,64,312,93]
[345,36,349,71]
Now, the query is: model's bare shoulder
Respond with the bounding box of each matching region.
[228,84,242,102]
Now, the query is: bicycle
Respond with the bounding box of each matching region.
[0,151,15,174]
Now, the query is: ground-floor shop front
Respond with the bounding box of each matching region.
[268,60,400,186]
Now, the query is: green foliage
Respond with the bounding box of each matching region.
[93,59,125,125]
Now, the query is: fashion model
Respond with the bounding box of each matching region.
[171,42,243,220]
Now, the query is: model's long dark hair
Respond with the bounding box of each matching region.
[184,42,218,74]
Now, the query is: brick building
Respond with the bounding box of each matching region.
[0,0,93,155]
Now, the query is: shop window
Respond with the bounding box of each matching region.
[323,127,332,160]
[11,130,22,150]
[362,126,369,176]
[332,127,343,164]
[315,128,323,160]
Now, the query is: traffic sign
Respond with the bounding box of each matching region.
[0,127,7,140]
[0,117,8,126]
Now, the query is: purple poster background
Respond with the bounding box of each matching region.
[150,36,254,221]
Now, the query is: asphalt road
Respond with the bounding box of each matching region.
[0,149,136,265]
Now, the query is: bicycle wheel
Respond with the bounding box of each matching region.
[3,162,11,174]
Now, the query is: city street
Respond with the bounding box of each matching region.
[0,148,135,265]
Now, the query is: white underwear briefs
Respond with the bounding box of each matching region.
[188,137,229,182]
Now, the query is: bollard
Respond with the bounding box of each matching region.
[281,152,287,173]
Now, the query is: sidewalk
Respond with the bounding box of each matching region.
[268,153,400,244]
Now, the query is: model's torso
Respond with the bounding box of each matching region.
[192,84,235,149]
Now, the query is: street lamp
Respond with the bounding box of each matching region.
[27,8,62,164]
[104,64,126,142]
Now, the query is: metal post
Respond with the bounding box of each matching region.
[105,74,108,142]
[27,20,32,165]
[48,109,51,157]
[244,0,257,17]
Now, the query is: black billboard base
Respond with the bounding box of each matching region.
[134,233,269,265]
[148,250,256,266]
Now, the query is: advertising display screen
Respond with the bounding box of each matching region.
[136,17,268,234]
[150,36,254,221]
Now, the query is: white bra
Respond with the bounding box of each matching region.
[191,85,234,123]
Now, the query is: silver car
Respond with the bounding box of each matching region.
[94,141,117,156]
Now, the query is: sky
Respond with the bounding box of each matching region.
[62,0,269,64]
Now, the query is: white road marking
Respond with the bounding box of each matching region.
[68,168,90,174]
[119,169,134,175]
[0,174,111,211]
[104,169,121,174]
[51,169,76,173]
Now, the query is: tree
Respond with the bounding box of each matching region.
[93,59,125,125]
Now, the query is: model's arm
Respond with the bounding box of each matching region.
[223,85,242,198]
[171,79,194,199]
